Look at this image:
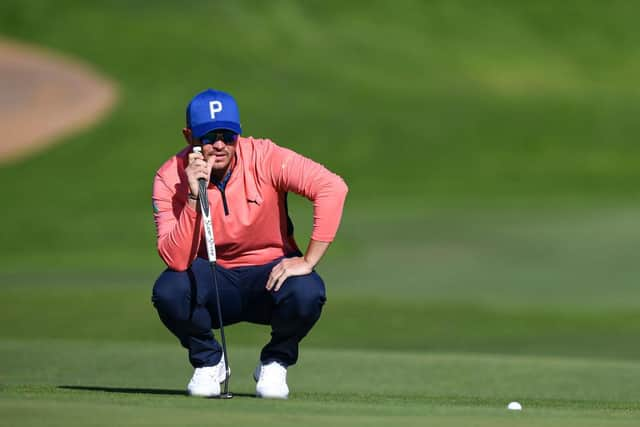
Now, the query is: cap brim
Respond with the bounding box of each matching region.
[192,121,242,139]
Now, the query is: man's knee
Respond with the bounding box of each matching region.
[282,273,326,322]
[152,270,192,321]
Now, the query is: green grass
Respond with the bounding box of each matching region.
[3,0,640,425]
[2,340,640,426]
[3,282,640,361]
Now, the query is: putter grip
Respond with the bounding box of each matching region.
[198,178,208,207]
[192,147,216,262]
[192,146,210,214]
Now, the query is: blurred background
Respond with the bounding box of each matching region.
[2,0,640,364]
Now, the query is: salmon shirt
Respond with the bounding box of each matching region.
[152,137,348,271]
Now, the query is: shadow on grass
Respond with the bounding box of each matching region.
[58,385,255,398]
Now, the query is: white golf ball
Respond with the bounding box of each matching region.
[507,401,522,411]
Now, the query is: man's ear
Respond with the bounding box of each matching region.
[182,128,193,145]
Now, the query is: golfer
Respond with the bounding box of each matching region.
[151,88,348,399]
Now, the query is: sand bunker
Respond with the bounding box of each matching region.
[0,38,118,163]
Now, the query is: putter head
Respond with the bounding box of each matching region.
[219,378,232,399]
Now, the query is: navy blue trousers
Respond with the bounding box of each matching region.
[152,257,326,368]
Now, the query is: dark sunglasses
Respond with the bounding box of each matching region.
[199,130,239,145]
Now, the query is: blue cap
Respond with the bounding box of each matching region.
[186,89,242,138]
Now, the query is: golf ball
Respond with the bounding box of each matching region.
[507,401,522,411]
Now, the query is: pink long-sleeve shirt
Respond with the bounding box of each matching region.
[152,137,348,271]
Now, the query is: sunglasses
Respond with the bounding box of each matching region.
[199,130,239,145]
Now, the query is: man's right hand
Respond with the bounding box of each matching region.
[185,149,211,197]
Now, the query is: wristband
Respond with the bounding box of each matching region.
[188,192,198,201]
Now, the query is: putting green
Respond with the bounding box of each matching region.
[2,340,640,426]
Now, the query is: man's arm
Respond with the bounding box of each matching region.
[153,147,217,271]
[263,141,348,291]
[153,172,201,271]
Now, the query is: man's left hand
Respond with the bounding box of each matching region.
[266,257,313,292]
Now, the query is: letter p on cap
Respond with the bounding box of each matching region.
[209,101,223,119]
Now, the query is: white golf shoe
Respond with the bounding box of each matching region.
[187,356,228,397]
[254,361,289,399]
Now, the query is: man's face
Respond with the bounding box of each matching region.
[195,130,238,173]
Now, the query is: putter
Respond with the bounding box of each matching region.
[194,146,233,399]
